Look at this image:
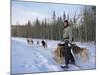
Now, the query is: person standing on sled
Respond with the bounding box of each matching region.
[61,20,75,68]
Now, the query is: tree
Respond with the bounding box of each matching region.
[63,11,66,21]
[34,18,41,38]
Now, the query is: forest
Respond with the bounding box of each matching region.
[11,6,96,42]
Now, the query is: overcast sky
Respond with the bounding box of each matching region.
[12,0,84,25]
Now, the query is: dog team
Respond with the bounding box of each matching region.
[27,38,48,48]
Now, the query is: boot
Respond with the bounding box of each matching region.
[61,65,69,68]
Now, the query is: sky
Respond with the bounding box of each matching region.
[12,0,84,25]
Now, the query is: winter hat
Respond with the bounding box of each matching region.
[64,20,68,23]
[64,20,69,27]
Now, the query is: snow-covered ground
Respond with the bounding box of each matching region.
[11,37,96,74]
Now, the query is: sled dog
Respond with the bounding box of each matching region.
[41,40,47,48]
[71,43,88,62]
[27,38,34,45]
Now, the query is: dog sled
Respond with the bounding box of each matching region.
[53,43,65,64]
[53,43,89,64]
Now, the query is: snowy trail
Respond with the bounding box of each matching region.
[11,38,62,74]
[11,37,96,74]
